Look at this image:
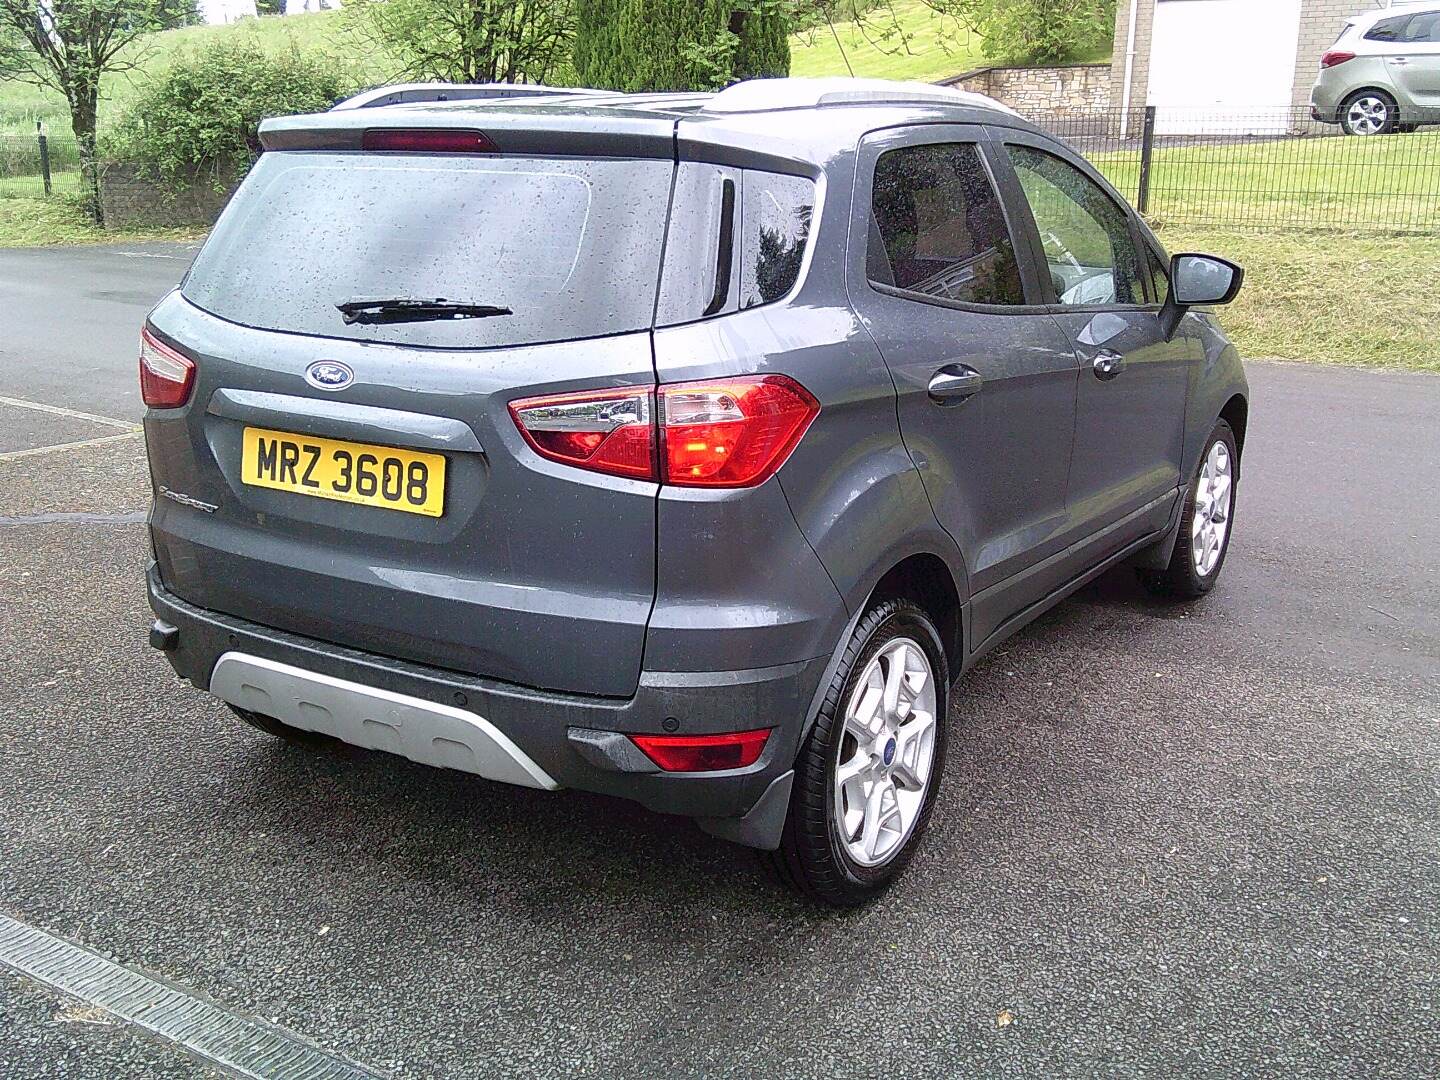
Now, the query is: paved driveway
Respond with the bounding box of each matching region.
[0,246,1436,1078]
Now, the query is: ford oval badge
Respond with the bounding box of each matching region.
[306,361,354,391]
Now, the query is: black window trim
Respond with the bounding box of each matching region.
[989,128,1160,315]
[855,123,1052,316]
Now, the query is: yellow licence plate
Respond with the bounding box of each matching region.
[241,426,446,518]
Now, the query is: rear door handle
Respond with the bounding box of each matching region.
[1092,350,1126,381]
[1391,57,1411,65]
[928,364,983,404]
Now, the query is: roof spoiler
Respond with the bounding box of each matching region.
[331,83,618,111]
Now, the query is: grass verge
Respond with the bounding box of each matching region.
[1159,226,1440,372]
[0,195,203,247]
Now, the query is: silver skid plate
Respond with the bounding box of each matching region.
[210,652,559,790]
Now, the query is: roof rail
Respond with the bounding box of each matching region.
[702,77,1020,117]
[331,83,617,111]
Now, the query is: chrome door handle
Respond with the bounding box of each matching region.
[1092,350,1126,381]
[928,364,983,404]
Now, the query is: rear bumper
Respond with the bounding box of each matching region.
[148,566,825,840]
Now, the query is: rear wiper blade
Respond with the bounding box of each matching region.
[336,297,513,325]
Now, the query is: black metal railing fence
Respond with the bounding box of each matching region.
[1035,106,1439,234]
[0,128,82,199]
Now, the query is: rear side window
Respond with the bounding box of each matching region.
[867,142,1025,307]
[1365,15,1410,42]
[182,152,674,348]
[656,166,815,326]
[1008,144,1145,307]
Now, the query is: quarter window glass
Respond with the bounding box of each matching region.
[868,143,1025,306]
[1365,15,1409,41]
[1148,249,1170,306]
[1008,145,1144,307]
[739,172,814,309]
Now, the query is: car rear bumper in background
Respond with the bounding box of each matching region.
[147,566,825,845]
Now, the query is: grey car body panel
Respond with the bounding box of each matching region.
[146,291,658,698]
[146,88,1248,847]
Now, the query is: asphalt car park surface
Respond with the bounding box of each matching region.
[1,245,1437,1078]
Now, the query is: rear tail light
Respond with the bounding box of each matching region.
[361,128,497,153]
[509,387,655,480]
[139,327,196,409]
[631,728,772,772]
[660,375,819,488]
[509,374,819,487]
[1320,50,1355,68]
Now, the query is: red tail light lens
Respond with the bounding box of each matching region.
[631,728,772,772]
[660,375,819,488]
[509,387,656,480]
[1321,50,1355,68]
[361,128,497,153]
[139,327,196,409]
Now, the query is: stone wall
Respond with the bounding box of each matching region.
[1292,1,1387,110]
[98,163,237,230]
[943,64,1112,116]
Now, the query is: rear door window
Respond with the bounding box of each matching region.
[867,142,1026,307]
[182,152,674,349]
[1402,13,1440,42]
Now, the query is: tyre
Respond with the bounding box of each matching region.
[1341,91,1398,136]
[1138,420,1238,600]
[227,704,330,745]
[767,598,949,907]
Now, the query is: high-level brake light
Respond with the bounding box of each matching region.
[361,129,498,153]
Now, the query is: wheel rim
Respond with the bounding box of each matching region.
[1191,440,1233,578]
[1347,96,1389,135]
[832,637,938,868]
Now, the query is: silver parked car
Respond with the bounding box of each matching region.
[1312,5,1440,134]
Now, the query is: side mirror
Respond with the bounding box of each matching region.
[1160,253,1244,339]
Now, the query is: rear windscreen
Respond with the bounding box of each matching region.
[181,152,674,349]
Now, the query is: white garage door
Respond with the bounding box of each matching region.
[1147,0,1304,132]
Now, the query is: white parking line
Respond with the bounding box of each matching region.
[0,395,139,431]
[0,430,143,462]
[0,912,385,1080]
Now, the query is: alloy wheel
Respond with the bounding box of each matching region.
[1192,439,1234,578]
[1347,96,1390,135]
[832,637,938,867]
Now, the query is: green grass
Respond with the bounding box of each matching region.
[0,12,382,136]
[1158,226,1440,372]
[0,194,204,246]
[1094,131,1440,234]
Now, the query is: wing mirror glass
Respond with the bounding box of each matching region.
[1160,253,1244,339]
[1173,254,1243,306]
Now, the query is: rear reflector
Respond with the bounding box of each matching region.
[361,128,497,153]
[660,375,819,488]
[509,387,655,480]
[1320,50,1355,68]
[139,327,196,409]
[631,728,772,772]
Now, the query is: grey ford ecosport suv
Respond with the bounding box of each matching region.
[143,78,1248,907]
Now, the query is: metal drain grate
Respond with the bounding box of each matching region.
[0,912,383,1079]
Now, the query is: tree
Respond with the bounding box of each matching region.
[572,0,790,92]
[108,40,356,190]
[0,0,194,221]
[927,0,1115,66]
[346,0,577,85]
